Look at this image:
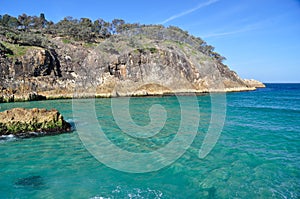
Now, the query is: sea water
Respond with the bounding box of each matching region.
[0,84,299,198]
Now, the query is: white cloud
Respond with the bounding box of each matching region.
[201,20,265,39]
[160,0,219,24]
[201,29,249,38]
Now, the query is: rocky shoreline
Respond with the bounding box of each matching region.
[0,80,266,103]
[0,84,265,102]
[0,108,71,138]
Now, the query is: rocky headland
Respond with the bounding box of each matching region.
[0,108,71,138]
[243,79,266,88]
[0,14,265,102]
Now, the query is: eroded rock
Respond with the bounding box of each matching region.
[0,108,71,137]
[0,30,265,101]
[244,79,266,88]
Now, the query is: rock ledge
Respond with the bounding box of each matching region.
[244,79,266,88]
[0,108,71,138]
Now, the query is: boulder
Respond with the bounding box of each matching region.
[0,108,71,138]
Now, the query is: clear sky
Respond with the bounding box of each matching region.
[1,0,299,82]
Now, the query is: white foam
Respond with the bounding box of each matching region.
[1,134,15,139]
[0,134,17,143]
[91,185,163,199]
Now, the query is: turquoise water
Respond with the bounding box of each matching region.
[0,84,299,198]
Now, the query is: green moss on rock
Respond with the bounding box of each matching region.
[0,108,71,137]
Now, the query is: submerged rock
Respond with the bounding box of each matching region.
[15,175,45,188]
[0,108,71,137]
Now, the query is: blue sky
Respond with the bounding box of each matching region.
[1,0,299,82]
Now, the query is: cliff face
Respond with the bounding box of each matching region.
[0,28,264,101]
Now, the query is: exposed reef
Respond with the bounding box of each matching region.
[0,108,71,138]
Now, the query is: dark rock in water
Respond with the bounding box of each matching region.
[0,108,72,137]
[15,175,44,188]
[28,92,47,101]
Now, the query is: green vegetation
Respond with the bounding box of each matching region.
[0,108,71,135]
[0,42,13,56]
[1,41,29,57]
[83,42,98,48]
[148,47,158,53]
[0,13,226,63]
[62,38,72,44]
[0,120,63,134]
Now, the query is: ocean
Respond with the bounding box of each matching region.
[0,83,299,198]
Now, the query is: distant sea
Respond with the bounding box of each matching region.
[0,83,299,198]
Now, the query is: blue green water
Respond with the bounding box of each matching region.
[0,84,299,198]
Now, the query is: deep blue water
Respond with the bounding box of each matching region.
[0,84,299,198]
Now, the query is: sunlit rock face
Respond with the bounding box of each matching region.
[0,108,71,137]
[0,27,264,101]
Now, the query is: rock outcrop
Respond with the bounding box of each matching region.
[0,27,265,101]
[0,108,71,137]
[244,79,266,88]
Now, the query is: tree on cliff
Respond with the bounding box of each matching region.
[33,13,47,29]
[0,13,226,62]
[0,14,20,28]
[18,14,30,30]
[111,19,125,34]
[78,18,94,42]
[92,18,111,38]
